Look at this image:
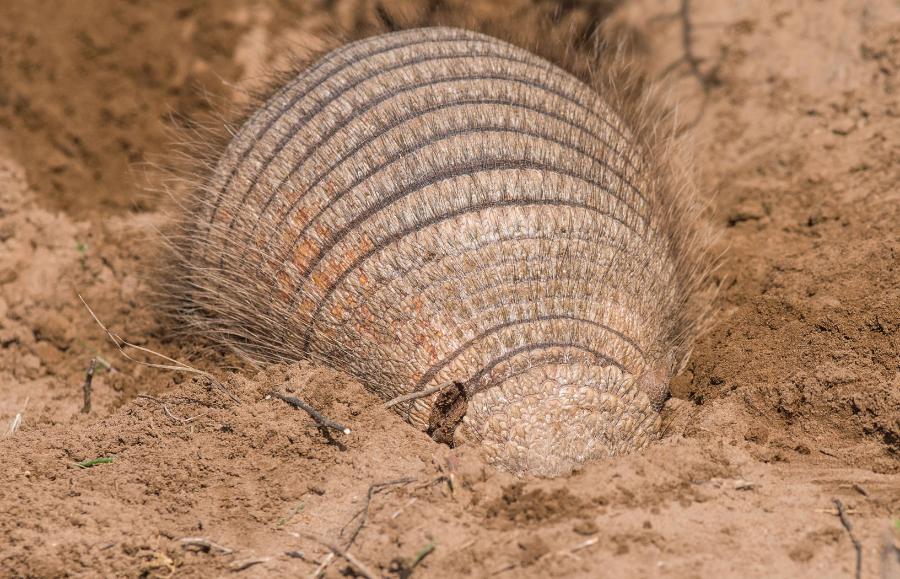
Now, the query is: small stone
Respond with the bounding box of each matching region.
[669,371,694,399]
[726,201,766,226]
[744,425,769,443]
[516,536,549,565]
[734,480,756,491]
[831,118,856,135]
[573,519,598,535]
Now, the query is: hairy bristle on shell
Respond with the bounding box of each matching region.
[156,14,717,477]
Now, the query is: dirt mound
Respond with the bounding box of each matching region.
[0,0,898,577]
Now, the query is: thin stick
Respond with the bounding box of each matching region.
[269,391,350,435]
[298,533,378,579]
[409,543,435,569]
[135,394,210,424]
[229,558,270,571]
[383,383,448,409]
[680,0,705,88]
[162,405,186,424]
[307,478,415,578]
[78,293,241,405]
[81,358,96,414]
[570,537,599,553]
[5,397,28,437]
[341,478,416,549]
[179,537,233,554]
[135,394,164,404]
[310,552,335,579]
[391,498,417,519]
[833,499,862,579]
[659,0,715,134]
[335,549,378,579]
[534,535,600,565]
[7,413,22,436]
[95,356,118,373]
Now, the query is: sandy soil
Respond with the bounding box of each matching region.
[0,0,897,577]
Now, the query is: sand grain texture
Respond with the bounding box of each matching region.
[0,0,898,577]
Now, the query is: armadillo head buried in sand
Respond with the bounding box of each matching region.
[168,25,716,477]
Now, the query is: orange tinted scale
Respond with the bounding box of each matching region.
[311,270,330,291]
[292,238,318,269]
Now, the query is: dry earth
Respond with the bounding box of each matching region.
[0,0,898,577]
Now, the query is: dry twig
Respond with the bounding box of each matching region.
[135,394,211,424]
[657,0,720,133]
[298,532,379,579]
[678,0,706,89]
[491,562,517,576]
[383,383,449,409]
[310,552,335,579]
[78,293,241,405]
[268,391,351,435]
[532,536,600,566]
[341,478,416,549]
[305,478,416,578]
[496,535,600,575]
[391,498,417,519]
[833,499,862,579]
[81,358,96,414]
[4,397,28,437]
[180,537,233,555]
[229,557,270,572]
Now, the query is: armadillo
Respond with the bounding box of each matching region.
[172,26,713,477]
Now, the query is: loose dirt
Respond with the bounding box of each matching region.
[0,1,897,577]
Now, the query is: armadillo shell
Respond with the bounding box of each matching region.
[189,27,682,477]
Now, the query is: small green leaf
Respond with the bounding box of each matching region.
[410,543,436,568]
[74,457,114,469]
[95,356,114,372]
[275,502,305,528]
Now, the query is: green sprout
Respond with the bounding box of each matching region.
[410,543,435,569]
[275,502,305,528]
[73,457,114,469]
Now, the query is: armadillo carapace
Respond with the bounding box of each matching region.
[179,27,712,477]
